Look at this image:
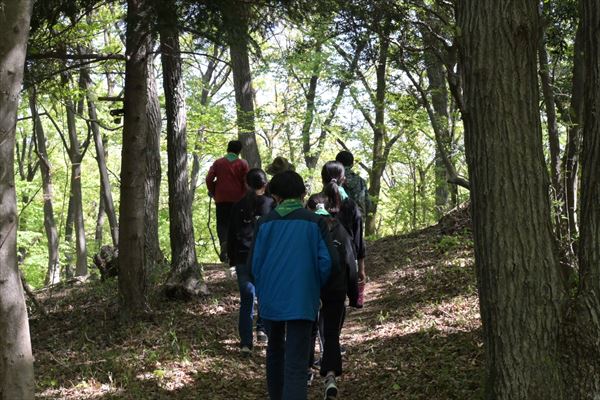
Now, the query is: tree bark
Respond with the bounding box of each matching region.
[28,86,60,285]
[82,69,118,247]
[566,2,600,395]
[157,1,206,298]
[119,0,152,316]
[144,53,163,272]
[227,1,261,168]
[0,0,35,397]
[458,1,565,398]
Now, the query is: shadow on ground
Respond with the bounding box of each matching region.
[32,224,483,399]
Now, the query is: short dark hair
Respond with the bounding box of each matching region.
[246,168,268,191]
[335,151,354,167]
[227,140,243,154]
[269,171,306,199]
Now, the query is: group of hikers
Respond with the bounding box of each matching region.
[205,140,370,400]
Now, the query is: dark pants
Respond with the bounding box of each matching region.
[215,202,233,259]
[309,300,346,377]
[263,319,313,400]
[236,264,264,348]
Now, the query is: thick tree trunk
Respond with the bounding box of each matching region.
[144,54,163,272]
[28,87,60,285]
[119,0,152,316]
[157,2,206,298]
[64,195,75,278]
[227,2,261,168]
[0,0,35,398]
[458,1,565,398]
[82,70,118,247]
[61,71,87,276]
[566,2,600,396]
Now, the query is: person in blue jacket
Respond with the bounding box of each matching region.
[249,170,339,400]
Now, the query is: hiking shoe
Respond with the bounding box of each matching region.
[240,346,252,356]
[340,345,347,356]
[324,375,338,399]
[256,330,268,344]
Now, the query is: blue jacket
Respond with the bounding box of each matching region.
[250,206,338,322]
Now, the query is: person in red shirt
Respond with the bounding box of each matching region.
[205,140,249,262]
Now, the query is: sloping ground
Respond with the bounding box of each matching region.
[32,218,482,399]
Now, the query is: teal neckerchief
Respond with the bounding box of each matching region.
[275,199,304,217]
[225,152,239,162]
[339,186,349,201]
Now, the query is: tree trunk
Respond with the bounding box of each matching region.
[366,22,391,236]
[64,194,75,278]
[61,71,87,276]
[0,0,35,397]
[157,2,206,299]
[458,1,565,398]
[82,69,118,247]
[119,0,152,316]
[561,20,585,250]
[95,195,105,247]
[144,53,163,272]
[28,86,60,285]
[566,2,600,395]
[422,28,451,218]
[227,1,261,168]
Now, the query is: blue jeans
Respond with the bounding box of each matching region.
[236,264,263,348]
[263,319,313,400]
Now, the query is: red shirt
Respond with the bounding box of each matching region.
[205,155,249,204]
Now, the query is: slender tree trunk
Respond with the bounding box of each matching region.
[422,29,451,218]
[119,0,152,316]
[0,0,35,397]
[157,2,205,298]
[95,195,105,247]
[64,195,75,278]
[144,53,163,272]
[61,71,87,276]
[227,1,261,168]
[366,23,391,236]
[561,21,585,249]
[458,1,564,398]
[565,2,600,395]
[82,70,118,247]
[28,87,60,285]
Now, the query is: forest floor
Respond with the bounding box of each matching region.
[31,208,483,399]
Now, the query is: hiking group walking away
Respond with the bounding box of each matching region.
[206,141,370,400]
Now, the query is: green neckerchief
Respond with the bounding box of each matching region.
[315,208,331,216]
[224,152,239,162]
[338,186,349,201]
[275,199,304,217]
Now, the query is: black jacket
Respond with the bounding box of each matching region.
[320,217,359,307]
[227,193,275,266]
[333,197,366,260]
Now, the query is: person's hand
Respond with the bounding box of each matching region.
[358,258,366,282]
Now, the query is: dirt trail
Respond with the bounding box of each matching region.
[32,224,482,399]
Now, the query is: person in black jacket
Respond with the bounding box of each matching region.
[227,168,275,354]
[306,192,359,399]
